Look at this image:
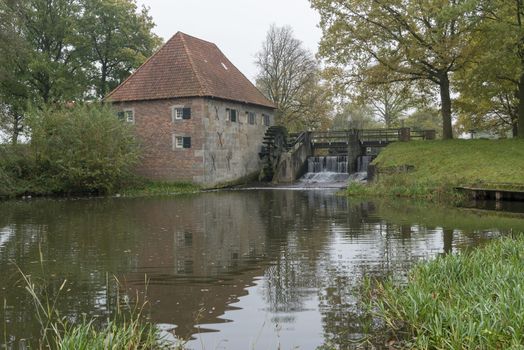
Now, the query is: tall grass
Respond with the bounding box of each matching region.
[11,248,172,349]
[367,236,524,349]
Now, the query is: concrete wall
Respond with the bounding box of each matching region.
[114,97,274,186]
[272,133,312,183]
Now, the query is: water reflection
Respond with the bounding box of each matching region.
[0,191,523,349]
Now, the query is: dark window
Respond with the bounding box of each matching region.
[182,107,191,119]
[247,111,256,125]
[227,108,237,122]
[174,136,191,149]
[182,137,191,148]
[117,110,134,123]
[263,114,270,126]
[172,107,191,121]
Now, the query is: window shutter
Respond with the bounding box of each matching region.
[183,137,191,148]
[182,107,191,119]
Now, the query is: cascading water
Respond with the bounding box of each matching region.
[357,155,373,173]
[308,156,348,173]
[298,155,374,187]
[349,155,374,182]
[299,156,350,187]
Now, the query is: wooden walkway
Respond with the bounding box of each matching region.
[309,128,436,150]
[456,184,524,202]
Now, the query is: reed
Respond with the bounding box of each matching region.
[12,248,174,349]
[367,236,524,349]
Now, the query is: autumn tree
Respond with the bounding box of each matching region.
[0,0,29,143]
[331,101,381,130]
[255,25,332,131]
[79,0,161,98]
[310,0,482,139]
[451,0,523,138]
[0,0,159,143]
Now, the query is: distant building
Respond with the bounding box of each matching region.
[107,32,275,186]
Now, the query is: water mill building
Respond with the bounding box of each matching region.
[107,32,275,186]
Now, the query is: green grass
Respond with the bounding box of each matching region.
[119,181,200,197]
[350,139,524,202]
[9,254,181,350]
[367,235,524,349]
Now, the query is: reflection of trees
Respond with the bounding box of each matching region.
[1,193,519,349]
[259,191,345,321]
[0,199,145,348]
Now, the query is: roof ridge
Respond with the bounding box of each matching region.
[105,33,179,101]
[180,33,207,96]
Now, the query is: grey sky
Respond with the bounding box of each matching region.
[134,0,322,82]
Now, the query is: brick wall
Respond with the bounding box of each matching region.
[114,97,274,186]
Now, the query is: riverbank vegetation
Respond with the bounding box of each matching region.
[12,260,174,350]
[348,139,524,202]
[367,235,524,349]
[0,104,141,198]
[120,181,201,198]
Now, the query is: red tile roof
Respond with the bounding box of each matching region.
[106,32,275,109]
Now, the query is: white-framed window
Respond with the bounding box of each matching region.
[226,108,237,122]
[247,111,256,125]
[117,109,134,123]
[173,135,191,149]
[172,106,191,121]
[263,114,270,126]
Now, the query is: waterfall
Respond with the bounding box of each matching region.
[357,155,373,173]
[307,156,348,173]
[299,156,349,187]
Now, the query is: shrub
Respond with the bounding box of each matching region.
[27,103,141,194]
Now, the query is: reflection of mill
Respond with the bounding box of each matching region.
[121,193,271,338]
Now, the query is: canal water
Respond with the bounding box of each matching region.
[1,190,523,349]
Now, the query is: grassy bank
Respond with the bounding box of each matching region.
[367,235,524,349]
[119,181,201,197]
[349,139,524,202]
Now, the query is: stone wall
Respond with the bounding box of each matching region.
[201,99,273,185]
[113,97,273,186]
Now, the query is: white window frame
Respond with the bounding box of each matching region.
[117,109,134,123]
[173,135,184,149]
[171,106,184,121]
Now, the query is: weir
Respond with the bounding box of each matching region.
[268,128,436,184]
[300,155,350,186]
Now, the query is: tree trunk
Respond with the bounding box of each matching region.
[99,62,108,98]
[512,120,518,138]
[439,73,453,140]
[11,114,21,145]
[517,72,524,138]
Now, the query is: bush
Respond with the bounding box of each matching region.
[27,103,141,194]
[0,103,141,197]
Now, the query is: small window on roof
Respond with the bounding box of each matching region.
[221,62,228,70]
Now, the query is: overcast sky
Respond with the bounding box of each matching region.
[134,0,322,82]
